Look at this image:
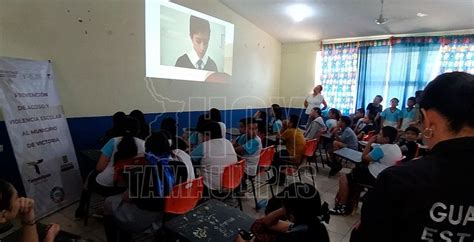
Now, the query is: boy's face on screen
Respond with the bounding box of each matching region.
[191,32,210,59]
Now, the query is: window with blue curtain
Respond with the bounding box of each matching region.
[386,42,441,108]
[357,38,441,109]
[322,34,473,115]
[320,43,359,115]
[356,45,390,110]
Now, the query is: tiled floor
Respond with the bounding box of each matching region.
[36,166,360,242]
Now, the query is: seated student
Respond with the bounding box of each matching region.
[254,110,267,124]
[239,183,330,242]
[366,95,383,127]
[233,118,247,144]
[272,115,305,185]
[329,126,402,215]
[75,117,145,218]
[209,108,226,138]
[354,116,368,135]
[234,118,262,184]
[130,109,150,140]
[160,117,189,151]
[165,130,196,181]
[103,131,190,242]
[328,116,359,176]
[191,121,237,192]
[304,107,327,140]
[398,126,420,162]
[400,96,416,131]
[257,119,274,148]
[0,180,60,242]
[187,114,210,148]
[325,108,341,133]
[351,108,365,130]
[356,116,377,140]
[269,104,284,135]
[98,111,126,147]
[380,98,402,129]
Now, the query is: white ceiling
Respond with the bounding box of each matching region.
[220,0,474,43]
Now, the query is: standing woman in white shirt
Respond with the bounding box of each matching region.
[304,85,328,125]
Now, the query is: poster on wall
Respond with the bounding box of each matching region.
[0,57,82,218]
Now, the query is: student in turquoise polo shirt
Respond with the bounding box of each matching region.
[380,98,402,129]
[400,97,416,130]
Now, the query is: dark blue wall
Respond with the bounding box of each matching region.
[0,107,306,195]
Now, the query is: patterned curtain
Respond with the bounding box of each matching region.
[320,43,359,115]
[439,35,474,74]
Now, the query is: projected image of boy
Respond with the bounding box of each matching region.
[175,15,218,72]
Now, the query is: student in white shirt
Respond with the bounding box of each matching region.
[191,122,237,192]
[304,107,327,139]
[329,126,402,215]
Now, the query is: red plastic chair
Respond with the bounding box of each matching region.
[113,156,147,186]
[362,131,376,141]
[154,177,204,238]
[221,159,246,210]
[249,146,276,209]
[281,139,318,186]
[164,176,204,214]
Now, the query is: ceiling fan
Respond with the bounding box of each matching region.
[375,0,388,25]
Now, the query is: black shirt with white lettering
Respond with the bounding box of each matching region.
[356,137,474,242]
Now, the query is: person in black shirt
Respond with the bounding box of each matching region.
[365,95,383,128]
[238,183,330,242]
[351,72,474,242]
[129,109,150,140]
[160,117,189,151]
[98,111,126,147]
[398,126,420,162]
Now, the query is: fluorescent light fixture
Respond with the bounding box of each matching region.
[286,4,313,22]
[417,12,428,17]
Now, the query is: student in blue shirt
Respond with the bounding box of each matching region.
[269,104,283,135]
[400,96,416,130]
[233,118,247,144]
[380,98,402,129]
[234,118,262,179]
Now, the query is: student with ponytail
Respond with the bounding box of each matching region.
[75,117,145,219]
[1,180,60,242]
[103,131,189,241]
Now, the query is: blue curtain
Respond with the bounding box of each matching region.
[356,46,390,110]
[387,43,441,107]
